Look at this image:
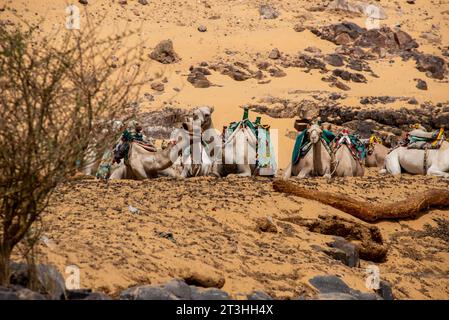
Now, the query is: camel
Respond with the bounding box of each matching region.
[159,106,219,178]
[333,144,365,177]
[381,141,449,178]
[109,130,190,180]
[217,124,258,177]
[365,143,389,168]
[283,124,333,179]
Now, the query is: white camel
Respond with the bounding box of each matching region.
[283,124,332,179]
[381,141,449,178]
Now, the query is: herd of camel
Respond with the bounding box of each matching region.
[86,106,449,181]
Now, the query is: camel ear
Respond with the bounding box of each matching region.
[209,106,214,113]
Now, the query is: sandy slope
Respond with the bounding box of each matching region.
[41,172,449,299]
[2,0,449,299]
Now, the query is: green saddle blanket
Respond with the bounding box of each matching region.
[292,129,335,165]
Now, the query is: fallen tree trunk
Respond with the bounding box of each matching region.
[273,180,449,223]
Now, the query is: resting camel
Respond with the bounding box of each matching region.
[333,142,365,177]
[381,141,449,178]
[283,124,332,179]
[362,136,389,168]
[109,130,190,180]
[217,123,259,177]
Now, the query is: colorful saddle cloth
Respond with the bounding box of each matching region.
[224,108,277,175]
[406,128,445,149]
[291,128,335,165]
[332,130,366,162]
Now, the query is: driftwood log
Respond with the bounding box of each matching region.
[273,180,449,223]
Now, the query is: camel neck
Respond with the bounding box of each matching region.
[313,139,323,176]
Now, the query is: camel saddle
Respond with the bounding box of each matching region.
[407,128,445,150]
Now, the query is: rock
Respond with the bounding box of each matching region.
[120,286,178,300]
[138,0,149,5]
[376,280,394,300]
[268,67,286,78]
[414,54,447,79]
[293,24,305,32]
[333,69,351,81]
[15,286,46,300]
[187,69,212,88]
[151,82,165,92]
[309,275,352,294]
[268,48,281,60]
[79,0,88,5]
[256,216,278,233]
[420,31,441,44]
[247,291,273,300]
[198,25,207,32]
[394,30,419,51]
[181,264,225,289]
[416,79,428,90]
[407,0,415,4]
[335,33,353,45]
[0,286,19,300]
[259,4,279,19]
[324,54,345,67]
[327,0,387,19]
[295,53,327,70]
[408,98,419,105]
[333,80,351,91]
[304,46,322,55]
[118,0,127,4]
[149,40,179,64]
[144,93,154,101]
[315,293,357,300]
[325,237,360,267]
[350,72,367,83]
[66,289,92,300]
[9,262,66,300]
[83,292,113,300]
[190,287,231,300]
[163,279,192,299]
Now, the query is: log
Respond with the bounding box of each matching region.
[273,179,449,223]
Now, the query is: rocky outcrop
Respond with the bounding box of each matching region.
[149,40,180,64]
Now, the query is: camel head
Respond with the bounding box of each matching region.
[308,123,323,144]
[182,106,214,133]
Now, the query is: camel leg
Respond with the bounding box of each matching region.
[283,163,292,180]
[109,164,127,179]
[235,164,252,177]
[427,166,449,178]
[384,152,401,175]
[296,167,311,179]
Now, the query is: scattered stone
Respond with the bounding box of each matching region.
[149,40,180,64]
[268,48,281,60]
[181,264,225,289]
[293,24,305,32]
[247,291,273,300]
[9,262,66,300]
[187,66,212,88]
[325,237,360,267]
[256,216,278,233]
[118,0,127,4]
[190,287,231,300]
[304,46,322,56]
[120,285,178,300]
[268,67,286,78]
[376,280,394,300]
[416,79,428,90]
[138,0,149,5]
[151,82,165,92]
[333,80,351,91]
[309,275,351,294]
[144,93,154,102]
[408,97,418,105]
[79,0,88,5]
[259,4,279,19]
[406,0,415,4]
[413,53,447,79]
[198,25,207,32]
[324,54,345,67]
[295,53,327,70]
